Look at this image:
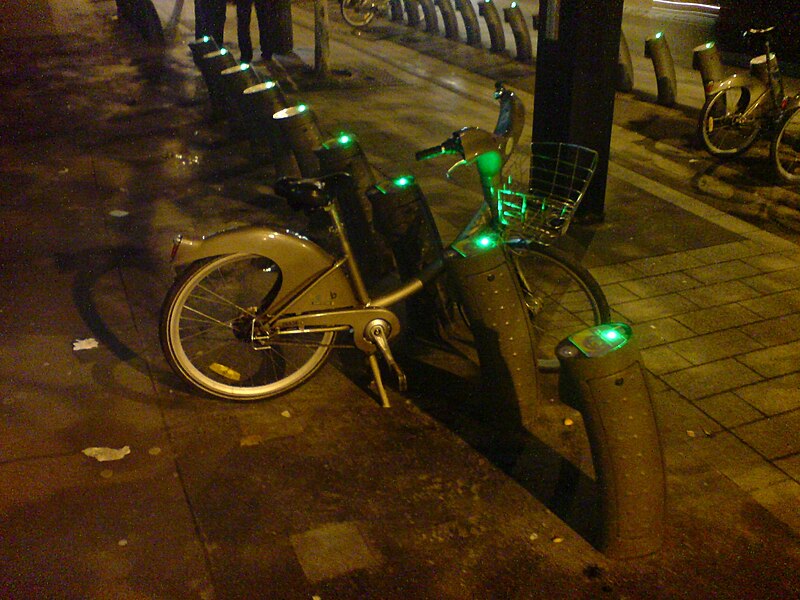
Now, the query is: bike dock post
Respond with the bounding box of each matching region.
[434,0,460,41]
[617,32,634,92]
[644,32,677,106]
[273,104,325,177]
[556,323,665,559]
[692,41,725,98]
[240,80,300,175]
[478,0,506,54]
[197,47,239,120]
[503,3,533,64]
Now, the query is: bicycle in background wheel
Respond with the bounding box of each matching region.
[339,0,388,28]
[698,26,800,184]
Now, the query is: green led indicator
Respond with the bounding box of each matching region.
[477,235,494,248]
[568,323,631,358]
[240,63,249,70]
[705,41,714,49]
[265,80,276,89]
[393,175,414,188]
[202,36,210,43]
[297,104,308,112]
[220,48,228,55]
[338,133,353,145]
[511,1,517,7]
[655,31,663,39]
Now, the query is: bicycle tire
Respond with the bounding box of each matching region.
[771,106,800,184]
[341,0,376,27]
[507,241,611,372]
[160,254,334,401]
[698,88,761,157]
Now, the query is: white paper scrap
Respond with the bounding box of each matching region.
[82,446,131,462]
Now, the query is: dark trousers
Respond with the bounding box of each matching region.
[236,0,275,62]
[195,0,227,44]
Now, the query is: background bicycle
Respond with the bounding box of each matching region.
[698,26,800,184]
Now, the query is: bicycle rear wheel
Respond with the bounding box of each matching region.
[341,0,376,27]
[160,254,334,401]
[698,88,761,157]
[771,107,800,184]
[508,241,611,371]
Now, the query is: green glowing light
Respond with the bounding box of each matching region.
[297,104,308,112]
[655,31,663,39]
[202,36,210,43]
[393,175,414,188]
[599,328,622,343]
[220,48,228,55]
[511,1,517,7]
[705,41,715,49]
[477,235,494,248]
[338,133,353,145]
[240,63,249,70]
[568,323,631,358]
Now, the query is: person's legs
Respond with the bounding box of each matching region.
[253,0,274,60]
[208,0,227,44]
[236,0,254,62]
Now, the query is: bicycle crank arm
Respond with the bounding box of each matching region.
[271,308,401,353]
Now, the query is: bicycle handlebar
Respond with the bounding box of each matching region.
[415,136,461,161]
[414,82,524,166]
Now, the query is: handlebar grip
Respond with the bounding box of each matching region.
[415,144,447,161]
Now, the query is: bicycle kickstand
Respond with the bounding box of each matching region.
[365,319,407,408]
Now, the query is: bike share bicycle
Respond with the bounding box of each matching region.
[160,82,664,556]
[698,26,800,184]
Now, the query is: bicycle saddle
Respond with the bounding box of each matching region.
[274,172,353,210]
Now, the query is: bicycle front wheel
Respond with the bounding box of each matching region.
[771,107,800,184]
[698,88,761,157]
[508,241,611,371]
[340,0,376,27]
[160,254,334,401]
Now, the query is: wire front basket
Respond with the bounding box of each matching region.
[497,142,599,244]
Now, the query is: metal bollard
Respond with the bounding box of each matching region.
[367,176,446,339]
[644,32,677,106]
[316,136,394,288]
[417,0,439,33]
[198,47,239,120]
[692,41,725,97]
[240,80,299,175]
[403,0,422,26]
[273,104,324,177]
[220,62,262,138]
[504,2,533,64]
[389,0,404,22]
[617,31,634,92]
[454,0,482,48]
[557,323,665,559]
[435,0,460,41]
[479,0,505,53]
[189,36,219,68]
[316,133,377,190]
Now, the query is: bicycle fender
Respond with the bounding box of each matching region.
[704,73,749,95]
[448,245,539,433]
[171,226,358,310]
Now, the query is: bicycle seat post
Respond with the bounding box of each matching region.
[326,200,371,306]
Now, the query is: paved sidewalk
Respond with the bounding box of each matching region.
[1,0,799,598]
